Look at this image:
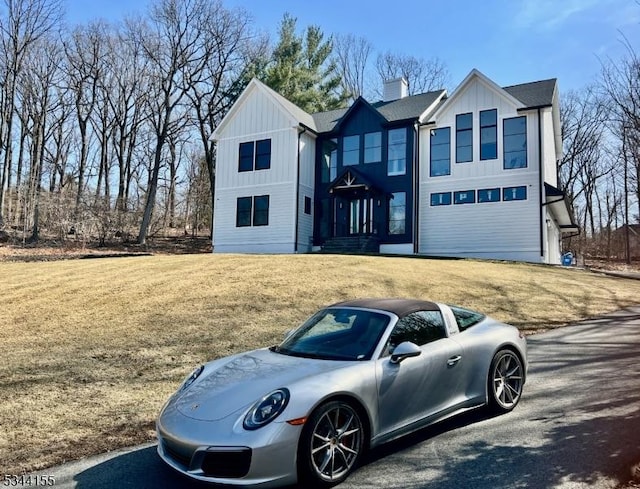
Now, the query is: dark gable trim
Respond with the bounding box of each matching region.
[331,96,388,133]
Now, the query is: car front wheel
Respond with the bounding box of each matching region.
[298,400,364,487]
[488,349,524,412]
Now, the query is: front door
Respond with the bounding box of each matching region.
[348,197,374,235]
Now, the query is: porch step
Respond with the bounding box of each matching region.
[321,236,380,253]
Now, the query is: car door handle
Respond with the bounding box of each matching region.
[447,355,462,366]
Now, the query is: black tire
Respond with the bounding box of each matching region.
[488,349,524,412]
[297,400,364,488]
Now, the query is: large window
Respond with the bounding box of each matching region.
[456,113,473,163]
[364,132,382,164]
[430,127,451,177]
[238,139,271,172]
[387,128,407,175]
[321,138,338,183]
[236,195,270,227]
[480,109,497,160]
[343,135,360,166]
[388,192,406,235]
[503,116,527,169]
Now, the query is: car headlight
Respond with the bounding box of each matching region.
[243,388,290,430]
[179,365,204,392]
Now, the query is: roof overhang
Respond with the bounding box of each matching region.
[543,183,579,233]
[328,168,383,195]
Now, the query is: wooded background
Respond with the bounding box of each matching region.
[0,0,637,263]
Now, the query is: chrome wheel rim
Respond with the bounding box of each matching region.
[310,403,362,481]
[492,352,523,409]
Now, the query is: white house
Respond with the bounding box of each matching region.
[210,69,578,264]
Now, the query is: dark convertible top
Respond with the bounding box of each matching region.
[329,298,440,317]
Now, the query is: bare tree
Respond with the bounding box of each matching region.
[333,33,373,101]
[0,0,62,228]
[375,51,450,95]
[135,0,216,245]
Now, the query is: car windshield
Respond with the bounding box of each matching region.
[273,308,391,361]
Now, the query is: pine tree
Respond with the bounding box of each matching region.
[262,13,346,113]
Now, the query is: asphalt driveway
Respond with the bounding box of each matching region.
[37,306,640,489]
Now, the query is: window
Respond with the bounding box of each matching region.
[304,196,311,215]
[236,197,252,227]
[480,109,497,160]
[343,135,359,166]
[321,138,338,183]
[388,192,406,235]
[388,128,407,175]
[238,139,271,172]
[456,113,473,163]
[503,186,527,201]
[238,142,254,172]
[255,139,271,170]
[430,192,452,206]
[478,188,500,203]
[430,127,451,177]
[364,132,382,163]
[253,195,269,226]
[385,311,446,354]
[454,190,475,204]
[450,306,485,332]
[237,195,269,227]
[503,116,527,169]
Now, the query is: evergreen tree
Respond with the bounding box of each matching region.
[262,13,346,113]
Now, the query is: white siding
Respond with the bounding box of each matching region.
[213,84,301,253]
[418,77,544,263]
[297,132,316,252]
[541,107,559,187]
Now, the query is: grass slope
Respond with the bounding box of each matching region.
[1,253,639,474]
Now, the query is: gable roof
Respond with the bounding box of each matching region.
[211,78,316,141]
[503,78,557,108]
[312,89,446,133]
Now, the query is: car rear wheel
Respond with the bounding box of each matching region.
[488,349,524,412]
[298,400,364,487]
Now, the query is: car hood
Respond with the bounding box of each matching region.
[173,348,350,421]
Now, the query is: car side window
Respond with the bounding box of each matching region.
[450,306,485,332]
[384,311,446,355]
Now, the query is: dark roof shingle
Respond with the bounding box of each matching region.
[503,78,557,108]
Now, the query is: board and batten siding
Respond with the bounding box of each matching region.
[418,76,543,262]
[297,132,315,252]
[213,83,302,253]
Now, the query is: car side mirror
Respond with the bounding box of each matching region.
[390,341,422,364]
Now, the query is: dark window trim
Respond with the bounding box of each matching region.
[253,195,270,226]
[453,190,476,205]
[503,116,528,170]
[456,113,473,163]
[502,186,527,201]
[304,196,312,215]
[236,196,252,227]
[430,127,451,177]
[387,127,407,176]
[477,187,501,203]
[430,192,452,206]
[238,142,254,172]
[238,139,272,172]
[255,139,271,170]
[480,109,497,161]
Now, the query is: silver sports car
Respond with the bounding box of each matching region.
[157,298,527,488]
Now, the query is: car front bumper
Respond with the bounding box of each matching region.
[156,405,302,488]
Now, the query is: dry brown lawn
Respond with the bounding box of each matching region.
[1,253,640,475]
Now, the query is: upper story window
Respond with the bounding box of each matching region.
[480,109,497,160]
[456,113,473,163]
[387,128,407,175]
[255,139,271,170]
[388,192,406,235]
[321,138,338,183]
[238,139,271,172]
[503,116,527,169]
[343,135,360,166]
[430,127,451,177]
[364,132,382,164]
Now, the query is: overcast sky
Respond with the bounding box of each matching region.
[63,0,640,94]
